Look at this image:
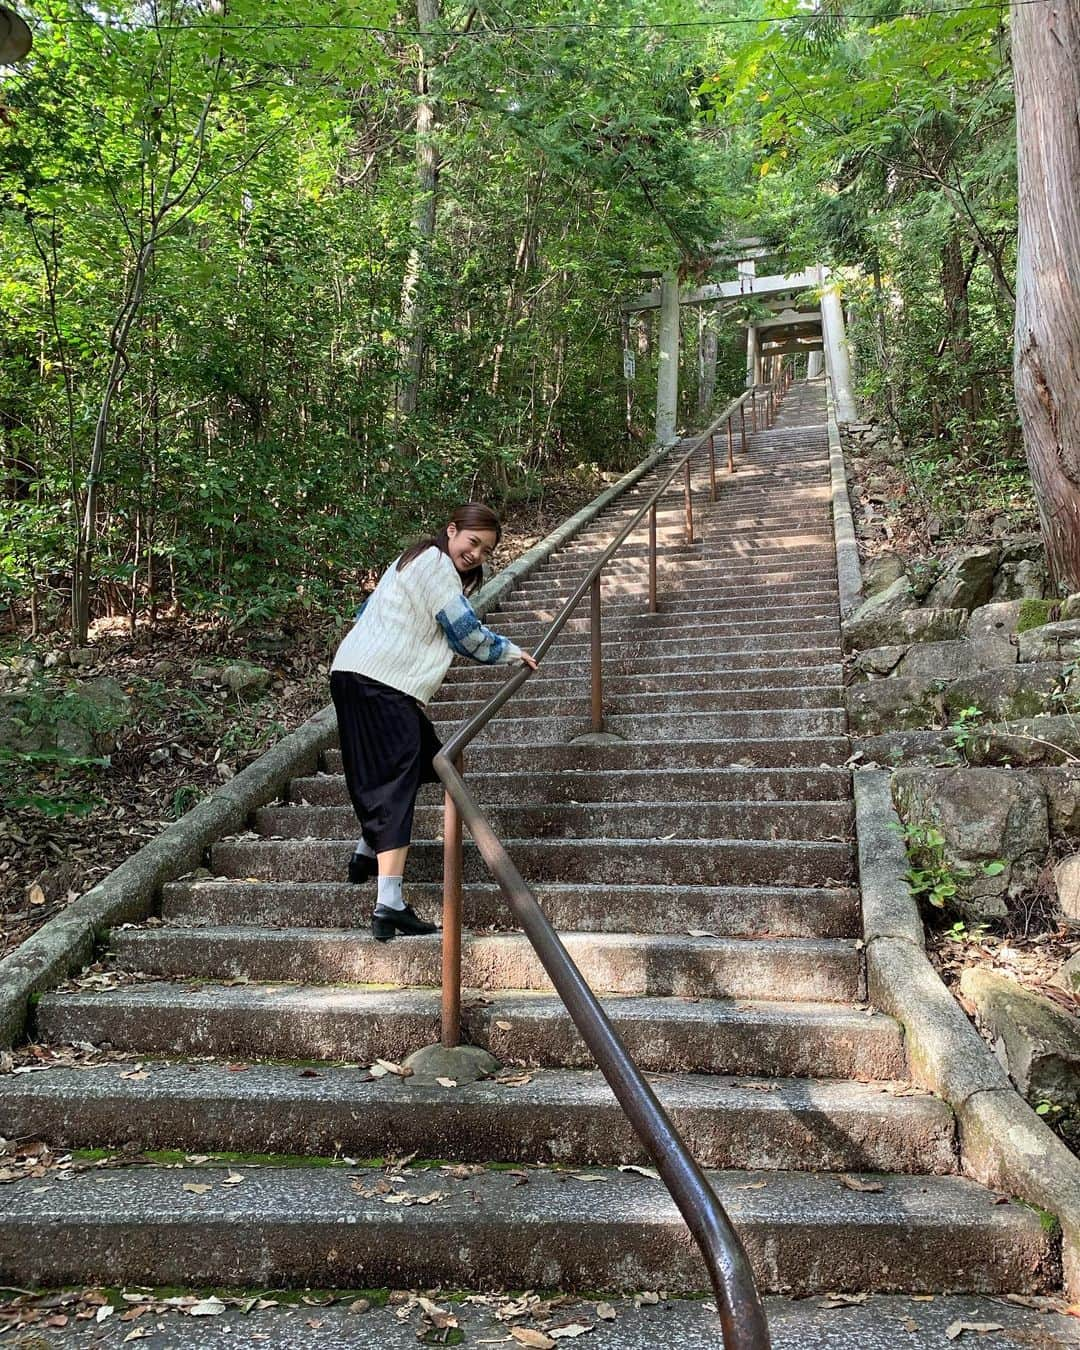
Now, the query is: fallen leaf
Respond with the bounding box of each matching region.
[28,883,46,906]
[569,1173,608,1182]
[96,1305,115,1323]
[945,1322,1005,1340]
[737,1179,769,1190]
[618,1164,661,1180]
[595,1303,616,1321]
[185,1154,211,1165]
[182,1183,213,1195]
[189,1298,228,1317]
[348,1299,370,1314]
[436,1076,458,1088]
[374,1058,411,1077]
[222,1171,245,1186]
[123,1330,152,1343]
[494,1020,513,1031]
[226,1063,248,1073]
[687,929,718,938]
[818,1293,869,1308]
[839,1176,883,1192]
[548,1323,594,1339]
[634,1293,660,1307]
[510,1329,556,1349]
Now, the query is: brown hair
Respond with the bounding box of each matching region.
[397,502,502,596]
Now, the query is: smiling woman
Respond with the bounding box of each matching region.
[328,502,536,943]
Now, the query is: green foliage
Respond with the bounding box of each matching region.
[893,817,1006,910]
[950,704,984,752]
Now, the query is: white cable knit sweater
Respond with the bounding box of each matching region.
[331,546,523,705]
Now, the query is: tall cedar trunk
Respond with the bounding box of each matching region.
[697,311,717,415]
[1012,0,1080,588]
[395,0,440,419]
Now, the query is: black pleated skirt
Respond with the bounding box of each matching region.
[329,671,443,853]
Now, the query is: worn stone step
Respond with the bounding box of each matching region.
[493,627,840,662]
[108,929,861,1001]
[290,765,853,808]
[0,1163,1053,1294]
[496,618,840,648]
[440,647,843,686]
[520,553,837,588]
[1,1063,954,1174]
[211,836,855,887]
[323,734,851,774]
[439,662,844,699]
[35,986,901,1077]
[424,708,847,746]
[161,880,860,938]
[494,589,840,618]
[433,686,844,721]
[256,799,854,844]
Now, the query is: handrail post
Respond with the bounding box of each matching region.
[683,458,694,544]
[648,501,657,613]
[709,432,717,502]
[726,416,735,474]
[740,401,747,453]
[750,389,757,433]
[590,574,603,733]
[441,752,464,1048]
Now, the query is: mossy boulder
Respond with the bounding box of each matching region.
[992,558,1050,601]
[894,640,983,681]
[1016,600,1060,637]
[851,645,908,680]
[966,601,1024,665]
[862,551,907,598]
[1034,768,1080,837]
[966,714,1080,767]
[944,663,1065,723]
[925,545,1001,612]
[1019,618,1080,663]
[845,676,945,735]
[892,766,1049,919]
[843,606,968,654]
[959,967,1080,1112]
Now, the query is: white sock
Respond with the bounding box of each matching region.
[375,875,405,912]
[354,837,376,859]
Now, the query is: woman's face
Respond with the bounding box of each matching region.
[446,523,499,575]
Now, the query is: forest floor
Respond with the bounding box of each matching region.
[0,478,602,955]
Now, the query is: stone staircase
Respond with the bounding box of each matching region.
[0,383,1067,1336]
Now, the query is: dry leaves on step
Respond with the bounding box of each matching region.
[618,1164,661,1180]
[568,1173,607,1182]
[510,1329,556,1349]
[595,1303,617,1321]
[839,1176,883,1193]
[182,1183,212,1195]
[945,1321,1005,1340]
[687,929,718,938]
[494,1020,513,1031]
[188,1298,227,1317]
[818,1293,869,1309]
[633,1293,661,1307]
[495,1071,533,1087]
[736,1179,768,1190]
[369,1058,412,1079]
[221,1171,244,1186]
[548,1323,593,1339]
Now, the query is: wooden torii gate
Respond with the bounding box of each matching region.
[621,253,857,445]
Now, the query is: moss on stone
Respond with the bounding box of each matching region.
[1017,599,1057,634]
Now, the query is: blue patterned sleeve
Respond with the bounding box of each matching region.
[436,593,524,665]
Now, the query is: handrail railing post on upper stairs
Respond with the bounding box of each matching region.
[433,389,771,1348]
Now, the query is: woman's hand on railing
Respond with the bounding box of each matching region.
[518,651,539,670]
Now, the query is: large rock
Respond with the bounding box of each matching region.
[959,966,1080,1108]
[851,645,908,679]
[926,545,1001,612]
[862,552,907,598]
[894,640,983,681]
[965,602,1023,665]
[1019,620,1080,663]
[1054,952,1080,997]
[892,767,1049,919]
[967,714,1080,767]
[1054,854,1080,922]
[992,559,1050,601]
[999,534,1045,565]
[944,663,1065,722]
[843,606,968,653]
[192,661,271,696]
[845,676,944,735]
[0,676,131,758]
[846,575,915,624]
[1034,768,1080,836]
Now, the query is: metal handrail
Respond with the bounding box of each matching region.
[431,362,793,1349]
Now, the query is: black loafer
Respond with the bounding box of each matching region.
[348,852,378,884]
[371,904,439,943]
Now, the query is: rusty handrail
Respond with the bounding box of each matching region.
[431,365,792,1349]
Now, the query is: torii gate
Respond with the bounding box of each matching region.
[621,255,857,444]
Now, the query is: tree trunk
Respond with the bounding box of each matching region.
[697,311,717,416]
[940,232,978,424]
[1012,0,1080,588]
[394,0,440,420]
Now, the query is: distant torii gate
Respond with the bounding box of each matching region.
[621,255,857,444]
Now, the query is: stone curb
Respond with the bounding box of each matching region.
[855,767,1080,1295]
[0,442,676,1049]
[825,377,862,618]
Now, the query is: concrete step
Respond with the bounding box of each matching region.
[323,734,852,773]
[108,929,861,1001]
[289,765,853,807]
[439,662,844,699]
[1,1063,954,1174]
[210,836,856,887]
[432,686,844,720]
[494,610,839,642]
[161,880,860,938]
[440,647,844,686]
[424,708,847,746]
[494,588,840,618]
[0,1163,1054,1294]
[255,800,854,844]
[34,987,899,1078]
